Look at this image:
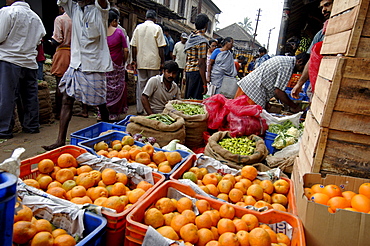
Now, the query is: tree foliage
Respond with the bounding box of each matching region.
[238,17,253,34]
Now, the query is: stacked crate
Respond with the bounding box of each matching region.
[296,0,370,179]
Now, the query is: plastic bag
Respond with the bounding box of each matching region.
[203,94,228,129]
[227,112,268,137]
[261,109,303,127]
[308,41,323,92]
[225,95,263,116]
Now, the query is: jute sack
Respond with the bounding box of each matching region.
[38,81,54,124]
[163,100,208,148]
[204,131,268,169]
[126,112,186,147]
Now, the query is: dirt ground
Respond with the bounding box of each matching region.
[0,105,137,163]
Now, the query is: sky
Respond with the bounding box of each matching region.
[212,0,284,55]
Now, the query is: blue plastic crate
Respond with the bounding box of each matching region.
[0,172,17,246]
[78,131,191,179]
[115,114,135,127]
[77,211,107,246]
[264,131,278,155]
[70,122,127,146]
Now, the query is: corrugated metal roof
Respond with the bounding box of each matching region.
[216,23,261,46]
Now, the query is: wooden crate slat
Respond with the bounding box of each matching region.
[310,93,325,125]
[314,76,332,106]
[355,37,370,57]
[318,57,340,81]
[321,30,352,54]
[301,113,320,161]
[343,58,370,80]
[329,129,370,145]
[331,0,361,16]
[298,142,314,176]
[326,5,359,35]
[362,9,370,36]
[329,111,370,135]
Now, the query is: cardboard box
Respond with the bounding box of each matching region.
[292,162,370,246]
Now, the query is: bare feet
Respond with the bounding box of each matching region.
[73,113,88,118]
[42,142,65,151]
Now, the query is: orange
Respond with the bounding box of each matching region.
[129,148,142,160]
[76,165,93,175]
[14,204,33,222]
[51,229,68,238]
[70,196,92,205]
[13,221,38,244]
[102,196,126,213]
[96,150,109,157]
[30,231,54,246]
[158,163,172,173]
[210,226,220,240]
[136,180,153,191]
[116,173,128,185]
[311,184,325,193]
[38,175,53,190]
[66,190,73,200]
[55,169,74,184]
[197,228,215,246]
[70,185,87,198]
[229,188,244,203]
[51,167,61,180]
[196,199,211,214]
[234,182,247,194]
[271,203,287,212]
[219,203,235,219]
[57,153,77,168]
[259,224,270,230]
[38,159,55,174]
[117,150,130,159]
[34,219,53,233]
[141,144,154,156]
[94,197,108,206]
[241,214,259,232]
[200,185,211,194]
[233,218,248,231]
[164,212,176,226]
[203,173,219,186]
[217,193,229,202]
[152,151,167,164]
[89,186,109,201]
[68,166,77,176]
[171,214,189,233]
[351,194,370,213]
[195,213,213,229]
[180,223,199,244]
[222,174,236,186]
[259,180,274,194]
[254,201,273,210]
[273,179,290,195]
[310,192,329,205]
[165,151,182,166]
[107,150,119,158]
[182,209,196,224]
[23,179,41,189]
[271,193,288,206]
[241,166,258,180]
[177,197,193,213]
[135,151,151,164]
[49,181,63,190]
[128,188,146,204]
[240,179,253,189]
[249,227,271,246]
[155,197,176,214]
[206,184,220,197]
[156,226,179,240]
[36,173,49,181]
[276,233,291,246]
[247,184,264,200]
[111,182,127,196]
[236,230,249,246]
[322,184,342,198]
[244,195,257,206]
[101,168,117,185]
[206,240,220,246]
[217,218,236,234]
[218,232,239,246]
[46,187,67,199]
[359,183,370,199]
[327,196,350,212]
[218,180,233,194]
[53,234,76,246]
[265,228,278,243]
[262,193,272,204]
[304,188,313,199]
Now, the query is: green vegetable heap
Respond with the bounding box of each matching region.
[218,137,256,155]
[172,103,205,116]
[268,120,304,149]
[146,113,175,125]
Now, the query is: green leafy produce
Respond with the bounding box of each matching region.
[268,120,295,134]
[269,120,305,149]
[146,113,175,125]
[172,103,205,115]
[218,137,256,155]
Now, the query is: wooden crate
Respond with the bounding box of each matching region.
[311,56,370,135]
[297,110,370,178]
[321,0,370,57]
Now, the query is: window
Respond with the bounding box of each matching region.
[178,0,186,17]
[190,6,197,23]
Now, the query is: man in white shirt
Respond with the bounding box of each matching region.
[43,0,112,150]
[173,33,188,89]
[0,0,46,139]
[141,61,180,115]
[130,9,167,115]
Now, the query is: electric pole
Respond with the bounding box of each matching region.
[251,8,261,53]
[267,27,275,53]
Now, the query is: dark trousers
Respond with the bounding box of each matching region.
[175,68,184,89]
[0,61,39,138]
[185,71,203,100]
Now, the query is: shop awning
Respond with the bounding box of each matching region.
[127,0,186,20]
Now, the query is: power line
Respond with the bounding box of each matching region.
[251,8,261,52]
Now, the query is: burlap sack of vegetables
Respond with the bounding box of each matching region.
[163,100,208,148]
[126,112,186,147]
[204,131,268,169]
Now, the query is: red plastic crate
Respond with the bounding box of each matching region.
[169,157,297,215]
[19,145,165,246]
[125,180,305,246]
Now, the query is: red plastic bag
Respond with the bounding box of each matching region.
[203,94,228,129]
[227,112,268,137]
[308,41,323,92]
[225,95,263,116]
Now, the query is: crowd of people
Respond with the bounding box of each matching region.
[0,0,333,150]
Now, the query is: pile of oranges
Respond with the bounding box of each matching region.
[305,183,370,213]
[143,197,291,246]
[13,203,76,246]
[22,153,154,213]
[95,138,183,173]
[183,166,290,212]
